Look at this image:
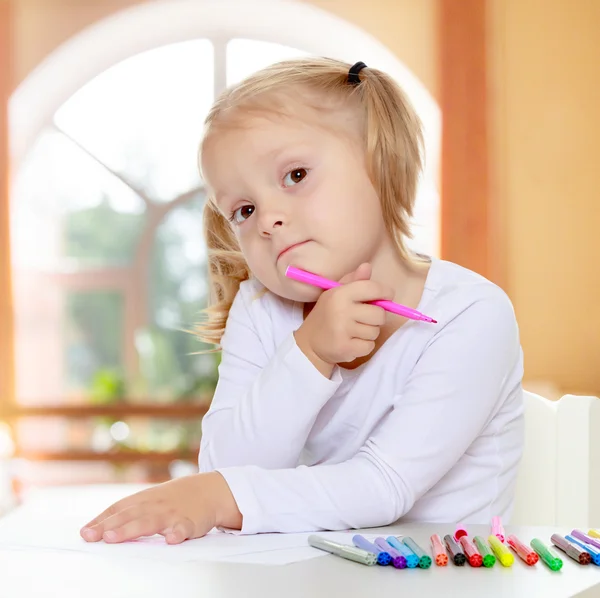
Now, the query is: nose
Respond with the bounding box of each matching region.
[257,203,287,237]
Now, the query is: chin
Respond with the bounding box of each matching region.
[276,280,322,303]
[250,270,322,303]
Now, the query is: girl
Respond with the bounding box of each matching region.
[81,58,524,545]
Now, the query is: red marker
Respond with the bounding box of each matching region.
[507,535,539,566]
[460,536,483,567]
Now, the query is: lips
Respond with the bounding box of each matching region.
[277,241,310,261]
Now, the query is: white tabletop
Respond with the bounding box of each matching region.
[1,486,599,598]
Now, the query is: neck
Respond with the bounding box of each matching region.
[368,238,429,307]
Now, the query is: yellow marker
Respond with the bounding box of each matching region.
[488,535,514,567]
[589,529,600,540]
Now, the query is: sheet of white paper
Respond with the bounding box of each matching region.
[0,485,378,565]
[216,546,324,565]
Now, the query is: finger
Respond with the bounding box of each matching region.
[102,511,169,544]
[81,491,148,530]
[165,518,195,545]
[81,502,143,542]
[350,338,376,358]
[339,262,371,285]
[81,503,122,531]
[354,304,386,327]
[158,526,173,537]
[82,503,149,543]
[81,506,126,541]
[350,322,381,342]
[345,280,395,303]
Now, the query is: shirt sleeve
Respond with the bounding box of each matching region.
[216,290,523,534]
[198,282,342,472]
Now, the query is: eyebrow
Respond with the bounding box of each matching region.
[269,138,313,158]
[212,192,229,211]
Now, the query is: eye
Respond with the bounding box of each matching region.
[283,167,308,188]
[230,204,255,224]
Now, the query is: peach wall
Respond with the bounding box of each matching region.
[305,0,439,100]
[489,0,600,395]
[11,0,143,90]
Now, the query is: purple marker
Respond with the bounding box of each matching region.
[352,535,392,566]
[571,530,600,551]
[375,537,407,569]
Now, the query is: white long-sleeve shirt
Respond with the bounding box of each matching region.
[198,257,524,534]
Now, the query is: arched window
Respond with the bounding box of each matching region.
[9,0,440,486]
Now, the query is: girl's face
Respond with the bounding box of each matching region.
[201,104,390,302]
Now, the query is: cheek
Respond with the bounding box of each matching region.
[237,234,272,276]
[237,234,258,264]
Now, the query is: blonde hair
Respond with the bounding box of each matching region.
[195,57,424,347]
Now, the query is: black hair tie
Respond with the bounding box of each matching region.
[347,61,368,85]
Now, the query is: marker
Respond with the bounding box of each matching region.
[459,536,482,567]
[353,535,391,566]
[285,266,437,323]
[473,536,496,567]
[430,534,448,567]
[403,537,432,569]
[572,529,600,551]
[589,529,600,540]
[488,535,514,567]
[308,535,377,566]
[551,534,591,565]
[454,523,468,542]
[491,516,505,543]
[507,534,539,566]
[444,534,466,566]
[386,536,419,568]
[566,535,600,566]
[531,538,563,571]
[374,537,407,569]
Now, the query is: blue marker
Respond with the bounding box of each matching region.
[566,535,600,566]
[387,536,419,568]
[375,537,407,569]
[353,534,392,566]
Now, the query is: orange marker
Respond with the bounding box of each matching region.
[430,534,448,566]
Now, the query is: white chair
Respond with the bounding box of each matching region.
[555,394,600,528]
[512,391,600,528]
[512,390,559,526]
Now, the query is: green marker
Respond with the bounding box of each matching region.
[403,537,432,569]
[473,536,496,567]
[531,538,563,571]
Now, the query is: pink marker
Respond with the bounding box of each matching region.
[491,516,505,543]
[285,266,437,324]
[454,523,468,542]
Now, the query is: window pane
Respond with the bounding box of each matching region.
[227,39,310,86]
[65,291,124,393]
[11,129,146,269]
[139,194,218,401]
[54,40,213,202]
[13,284,125,403]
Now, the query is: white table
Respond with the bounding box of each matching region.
[0,486,599,598]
